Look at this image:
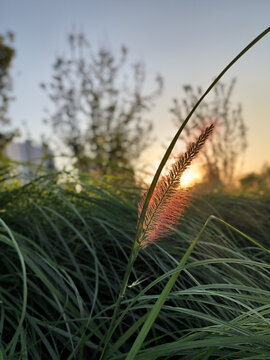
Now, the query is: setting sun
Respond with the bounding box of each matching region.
[180,166,202,188]
[142,160,203,188]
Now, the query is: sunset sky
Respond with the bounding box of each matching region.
[1,0,270,178]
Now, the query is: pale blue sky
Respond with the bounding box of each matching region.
[1,0,270,175]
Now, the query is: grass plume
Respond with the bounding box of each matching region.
[138,123,214,248]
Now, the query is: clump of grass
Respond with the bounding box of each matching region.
[100,27,270,359]
[99,124,214,359]
[1,169,270,359]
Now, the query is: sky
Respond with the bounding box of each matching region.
[1,0,270,178]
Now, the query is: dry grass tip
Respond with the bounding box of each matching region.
[137,123,214,248]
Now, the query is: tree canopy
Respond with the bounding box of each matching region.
[42,33,163,179]
[0,32,18,157]
[171,79,247,186]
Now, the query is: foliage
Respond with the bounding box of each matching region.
[1,171,270,359]
[170,79,247,186]
[41,33,163,177]
[240,164,270,192]
[0,32,18,158]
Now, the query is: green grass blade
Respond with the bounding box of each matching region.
[136,27,270,243]
[0,219,28,356]
[126,217,212,359]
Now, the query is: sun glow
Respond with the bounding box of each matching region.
[180,167,202,188]
[142,161,202,188]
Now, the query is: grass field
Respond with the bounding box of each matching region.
[1,167,270,359]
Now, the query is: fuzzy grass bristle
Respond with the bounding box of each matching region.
[138,123,214,248]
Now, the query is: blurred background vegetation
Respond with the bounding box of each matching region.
[0,29,269,193]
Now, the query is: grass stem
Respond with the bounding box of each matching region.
[126,216,212,360]
[99,242,140,359]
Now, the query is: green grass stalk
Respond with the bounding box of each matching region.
[99,241,140,359]
[99,26,270,359]
[126,215,270,359]
[126,215,212,360]
[136,27,270,242]
[0,219,28,357]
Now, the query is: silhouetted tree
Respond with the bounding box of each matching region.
[0,32,18,158]
[171,79,247,186]
[240,165,270,191]
[41,33,163,178]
